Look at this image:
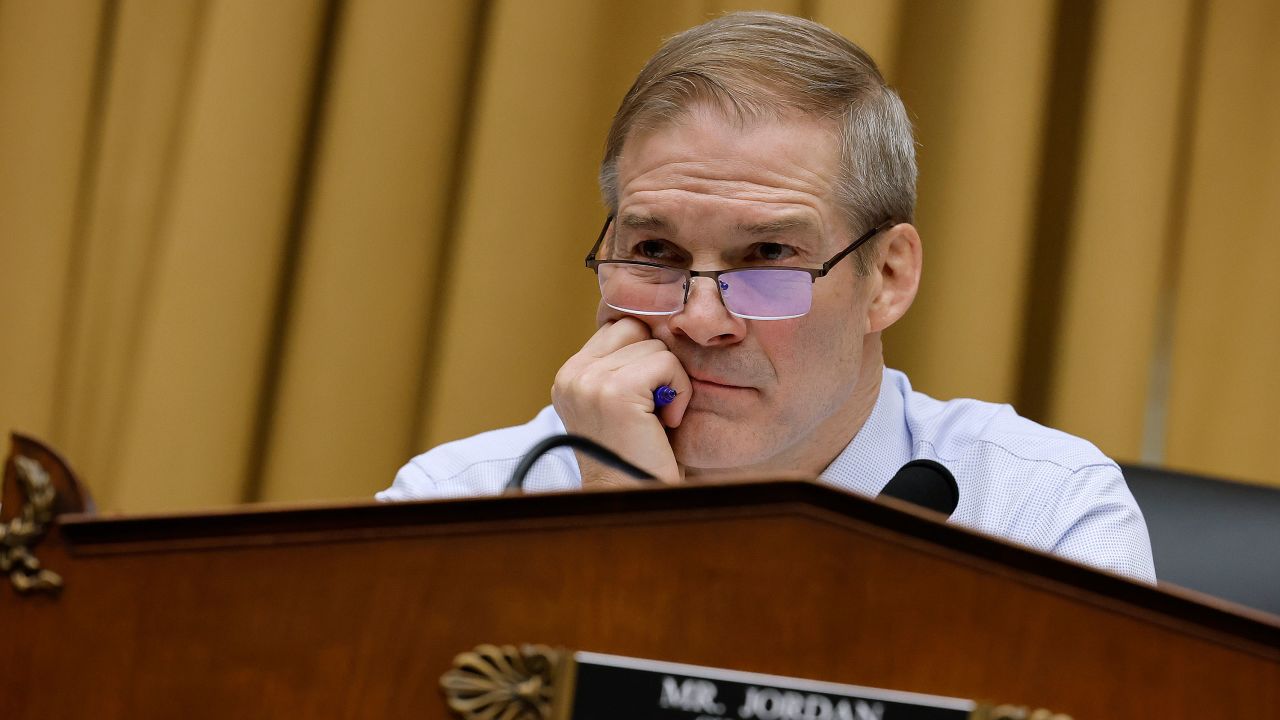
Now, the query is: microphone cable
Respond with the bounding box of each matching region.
[505,434,657,492]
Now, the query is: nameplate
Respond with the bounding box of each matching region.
[439,644,1069,720]
[570,652,973,720]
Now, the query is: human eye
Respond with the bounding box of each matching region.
[623,238,684,263]
[748,242,799,263]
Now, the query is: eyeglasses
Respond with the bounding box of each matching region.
[584,216,893,320]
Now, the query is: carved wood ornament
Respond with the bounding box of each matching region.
[440,644,571,720]
[0,454,62,593]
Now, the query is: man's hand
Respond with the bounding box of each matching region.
[552,318,692,486]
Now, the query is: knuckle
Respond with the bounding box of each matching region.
[598,383,630,404]
[567,373,597,397]
[553,366,572,389]
[553,362,584,393]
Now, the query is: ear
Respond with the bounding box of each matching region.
[866,223,922,333]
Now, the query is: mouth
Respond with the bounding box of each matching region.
[688,373,753,392]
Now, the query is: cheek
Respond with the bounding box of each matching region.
[813,278,872,351]
[596,300,634,326]
[758,290,864,394]
[762,314,859,381]
[595,300,614,326]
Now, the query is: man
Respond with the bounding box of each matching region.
[379,12,1155,583]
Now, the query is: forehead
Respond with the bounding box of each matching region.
[614,105,842,235]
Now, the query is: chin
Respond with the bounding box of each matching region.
[669,410,777,471]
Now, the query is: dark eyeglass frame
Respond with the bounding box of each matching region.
[584,214,894,283]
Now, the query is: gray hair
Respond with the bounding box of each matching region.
[599,11,916,272]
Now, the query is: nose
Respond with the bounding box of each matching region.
[667,275,747,346]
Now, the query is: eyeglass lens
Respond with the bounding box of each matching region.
[596,263,813,320]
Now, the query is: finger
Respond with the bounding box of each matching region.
[560,326,663,383]
[557,345,673,414]
[601,338,669,370]
[656,368,692,429]
[624,351,692,428]
[580,316,652,358]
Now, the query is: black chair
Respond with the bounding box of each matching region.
[1123,463,1280,617]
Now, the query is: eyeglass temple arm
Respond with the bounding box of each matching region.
[819,219,895,275]
[585,215,614,266]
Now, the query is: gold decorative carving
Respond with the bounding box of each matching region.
[1,455,63,593]
[440,644,570,720]
[973,704,1073,720]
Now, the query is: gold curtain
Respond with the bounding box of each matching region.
[2,0,1277,512]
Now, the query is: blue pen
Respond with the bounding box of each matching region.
[653,385,678,408]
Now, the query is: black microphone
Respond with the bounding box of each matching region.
[878,459,959,518]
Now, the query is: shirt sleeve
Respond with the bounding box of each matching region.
[1042,463,1157,584]
[376,405,582,501]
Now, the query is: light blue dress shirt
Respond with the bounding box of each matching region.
[380,367,1156,583]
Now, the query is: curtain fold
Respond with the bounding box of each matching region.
[886,0,1057,404]
[72,0,330,511]
[257,0,481,502]
[1045,0,1194,462]
[2,0,1277,512]
[0,1,104,448]
[54,0,210,507]
[1165,0,1280,483]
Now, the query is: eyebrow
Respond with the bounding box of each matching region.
[738,217,819,237]
[617,213,670,232]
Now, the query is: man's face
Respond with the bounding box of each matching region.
[602,105,881,474]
